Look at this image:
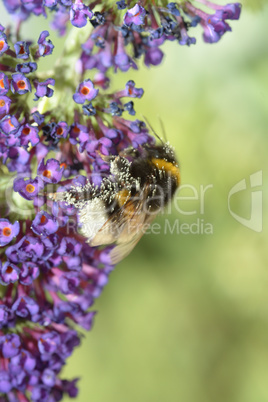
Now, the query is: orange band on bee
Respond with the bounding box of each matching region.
[115,189,131,207]
[151,158,180,185]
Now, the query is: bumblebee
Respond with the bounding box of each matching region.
[52,141,180,264]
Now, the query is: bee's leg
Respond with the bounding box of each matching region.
[96,150,116,162]
[119,147,140,157]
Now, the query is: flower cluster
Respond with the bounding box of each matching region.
[0,25,153,401]
[3,1,242,74]
[0,0,241,400]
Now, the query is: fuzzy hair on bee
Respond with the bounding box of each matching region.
[50,140,180,264]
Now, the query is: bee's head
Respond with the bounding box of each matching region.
[145,143,178,166]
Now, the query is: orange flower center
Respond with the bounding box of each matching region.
[17,80,26,89]
[73,126,80,134]
[0,79,4,88]
[26,184,35,193]
[81,86,90,95]
[3,227,11,236]
[43,170,52,178]
[56,127,63,135]
[0,100,5,107]
[40,215,47,224]
[19,45,25,55]
[60,162,67,169]
[8,119,14,128]
[22,127,30,135]
[6,266,13,274]
[0,41,4,51]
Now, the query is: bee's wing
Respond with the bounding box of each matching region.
[89,192,147,247]
[89,187,156,263]
[109,214,155,264]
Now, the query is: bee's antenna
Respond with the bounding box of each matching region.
[142,115,165,144]
[158,117,168,143]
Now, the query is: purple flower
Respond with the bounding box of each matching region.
[167,2,180,16]
[15,62,37,74]
[202,17,231,43]
[0,72,10,95]
[11,73,32,95]
[12,295,39,318]
[56,121,69,138]
[59,272,80,294]
[32,211,59,236]
[33,78,55,101]
[38,331,61,357]
[0,370,12,393]
[0,32,9,55]
[0,95,11,116]
[37,158,64,183]
[43,0,58,7]
[114,32,137,72]
[14,40,30,59]
[83,102,96,116]
[58,237,82,256]
[0,262,20,284]
[7,146,30,172]
[217,3,241,20]
[13,176,44,200]
[0,219,20,247]
[10,349,36,373]
[0,305,10,328]
[42,368,56,387]
[37,30,54,56]
[6,235,45,263]
[73,79,98,104]
[18,124,40,147]
[19,262,40,285]
[124,4,146,26]
[32,110,45,125]
[144,47,164,66]
[174,16,195,46]
[51,6,70,36]
[117,80,144,98]
[124,101,135,116]
[0,115,20,135]
[70,0,93,28]
[1,333,21,358]
[116,0,126,10]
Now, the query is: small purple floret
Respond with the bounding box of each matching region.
[0,73,9,95]
[37,158,64,183]
[33,78,55,101]
[12,295,39,318]
[1,333,21,358]
[124,4,146,26]
[11,73,32,95]
[0,95,11,116]
[15,62,37,74]
[32,211,59,236]
[73,79,98,104]
[38,30,54,56]
[0,32,9,55]
[14,41,30,59]
[0,219,20,247]
[0,262,20,285]
[14,176,44,200]
[70,0,93,28]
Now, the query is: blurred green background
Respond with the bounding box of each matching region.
[2,2,268,401]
